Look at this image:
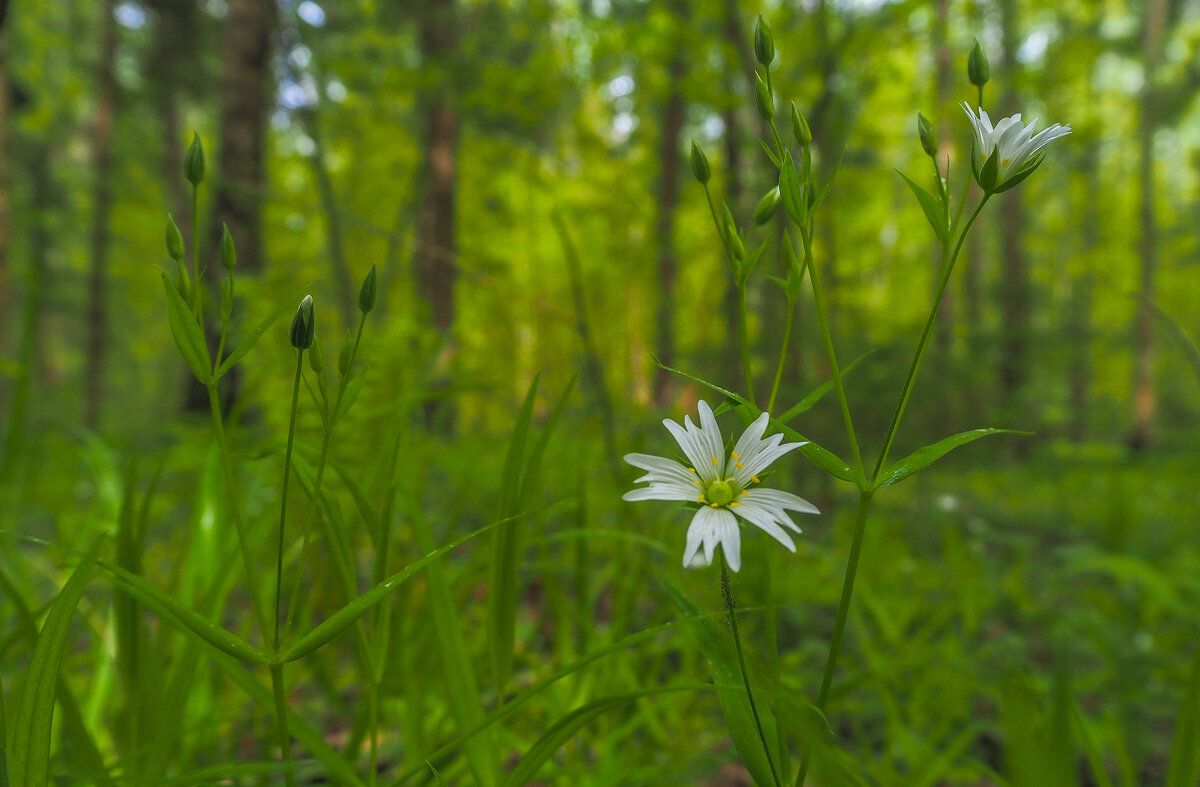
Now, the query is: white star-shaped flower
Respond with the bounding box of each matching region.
[962,103,1070,193]
[623,400,819,571]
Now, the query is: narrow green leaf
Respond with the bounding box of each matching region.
[1149,299,1200,387]
[1071,701,1115,787]
[758,138,783,169]
[489,374,540,696]
[779,150,805,227]
[214,304,287,378]
[651,355,856,483]
[808,147,845,217]
[875,428,1027,487]
[408,493,498,787]
[897,170,949,242]
[1167,647,1200,787]
[777,351,872,422]
[10,538,102,787]
[161,274,212,383]
[664,581,782,787]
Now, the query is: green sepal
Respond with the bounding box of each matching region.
[779,150,805,227]
[166,214,185,261]
[992,154,1044,194]
[753,15,775,67]
[875,428,1029,487]
[977,149,999,192]
[358,264,377,314]
[162,274,212,384]
[184,132,205,185]
[289,294,315,350]
[690,141,711,184]
[897,170,949,242]
[754,73,773,122]
[753,186,781,226]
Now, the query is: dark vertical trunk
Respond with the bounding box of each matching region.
[298,104,356,328]
[931,0,953,371]
[0,2,9,330]
[145,0,192,228]
[1131,0,1167,450]
[84,0,118,429]
[211,0,276,273]
[1068,144,1099,442]
[652,45,686,407]
[996,0,1028,406]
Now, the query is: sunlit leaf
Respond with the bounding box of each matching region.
[897,171,948,243]
[876,428,1027,487]
[161,274,212,384]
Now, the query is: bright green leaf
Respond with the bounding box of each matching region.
[897,170,948,242]
[162,274,212,383]
[876,428,1028,487]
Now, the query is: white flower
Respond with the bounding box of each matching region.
[961,103,1070,193]
[622,400,819,572]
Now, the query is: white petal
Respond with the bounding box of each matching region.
[738,437,801,482]
[663,417,712,482]
[622,482,697,503]
[733,501,797,553]
[624,453,697,486]
[696,400,727,478]
[731,412,770,465]
[683,509,708,567]
[746,487,820,516]
[707,507,742,571]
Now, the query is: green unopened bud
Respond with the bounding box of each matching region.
[722,204,745,261]
[176,259,191,303]
[358,264,377,314]
[753,15,775,67]
[337,330,353,376]
[968,39,990,88]
[753,187,781,225]
[166,214,184,261]
[219,224,236,271]
[290,294,315,350]
[754,73,774,122]
[917,111,938,157]
[309,334,325,374]
[184,132,205,186]
[690,141,711,184]
[790,102,812,148]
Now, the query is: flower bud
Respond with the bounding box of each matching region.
[791,102,812,148]
[184,132,205,186]
[968,39,990,88]
[690,141,711,184]
[753,187,781,226]
[753,15,775,68]
[754,73,774,122]
[166,214,184,261]
[219,224,236,271]
[723,203,745,261]
[917,111,938,157]
[337,330,353,376]
[290,294,315,350]
[309,334,325,374]
[358,264,377,314]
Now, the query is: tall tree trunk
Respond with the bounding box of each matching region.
[931,0,953,373]
[652,42,686,407]
[84,0,118,429]
[996,0,1028,407]
[145,0,192,227]
[1131,0,1167,450]
[0,0,10,331]
[298,104,356,328]
[413,0,460,429]
[1068,144,1099,442]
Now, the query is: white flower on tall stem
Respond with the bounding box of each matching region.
[961,103,1070,193]
[623,400,818,571]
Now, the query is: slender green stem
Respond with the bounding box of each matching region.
[766,303,795,414]
[737,284,757,405]
[216,275,233,369]
[799,224,864,482]
[270,663,296,787]
[870,196,989,481]
[275,350,304,651]
[191,183,203,328]
[721,555,781,787]
[794,490,873,787]
[206,382,270,641]
[704,185,731,257]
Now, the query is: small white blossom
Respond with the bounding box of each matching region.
[961,103,1070,192]
[623,400,819,572]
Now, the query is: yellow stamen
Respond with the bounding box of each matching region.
[697,495,704,502]
[693,480,700,485]
[742,490,749,497]
[751,476,760,484]
[731,502,741,507]
[735,462,743,469]
[711,456,718,466]
[710,503,719,508]
[731,451,739,460]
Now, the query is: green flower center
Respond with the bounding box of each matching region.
[705,479,736,507]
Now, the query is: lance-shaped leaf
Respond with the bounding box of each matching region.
[10,539,102,787]
[214,304,287,378]
[777,351,872,422]
[875,428,1028,487]
[162,274,211,383]
[897,171,948,242]
[779,150,805,227]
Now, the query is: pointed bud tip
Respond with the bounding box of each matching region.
[753,15,775,67]
[290,294,315,350]
[358,264,377,314]
[968,39,990,87]
[184,132,205,186]
[690,141,711,184]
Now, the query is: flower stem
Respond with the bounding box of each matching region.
[870,195,988,482]
[721,555,781,787]
[206,382,270,641]
[794,489,873,787]
[191,183,203,328]
[275,349,304,650]
[766,303,795,415]
[270,663,296,787]
[737,284,758,405]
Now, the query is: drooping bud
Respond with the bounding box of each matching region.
[219,224,236,271]
[790,102,812,148]
[337,330,353,376]
[754,73,774,122]
[184,132,205,186]
[358,264,377,314]
[917,111,938,157]
[753,187,781,226]
[166,214,185,261]
[967,39,990,88]
[290,294,315,350]
[309,334,325,374]
[753,15,775,68]
[690,141,711,184]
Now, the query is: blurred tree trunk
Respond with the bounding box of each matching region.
[652,36,686,407]
[1130,0,1168,450]
[0,0,9,328]
[145,0,193,227]
[84,0,117,429]
[297,103,355,328]
[996,0,1029,408]
[720,3,747,394]
[1068,144,1099,442]
[931,0,953,376]
[413,0,460,429]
